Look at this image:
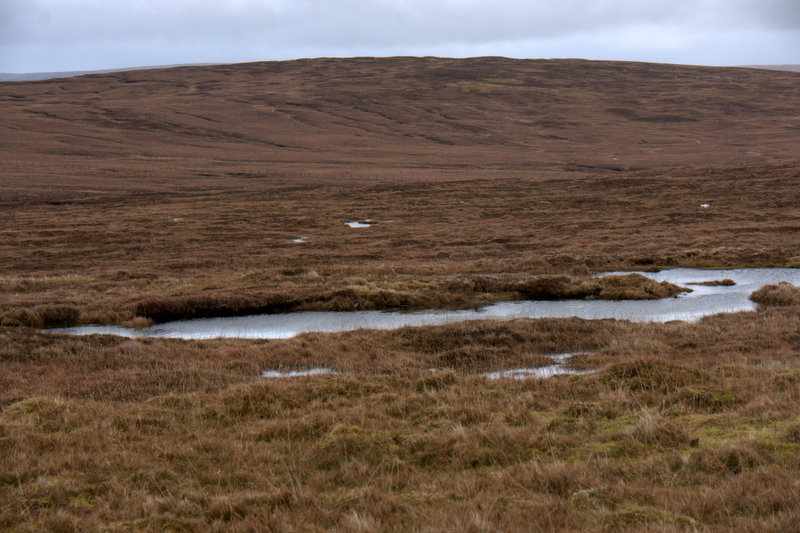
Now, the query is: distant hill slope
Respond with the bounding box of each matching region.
[0,63,218,82]
[740,64,800,73]
[1,57,799,188]
[4,61,799,81]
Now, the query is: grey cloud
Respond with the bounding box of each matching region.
[1,0,798,71]
[5,0,785,45]
[702,0,800,29]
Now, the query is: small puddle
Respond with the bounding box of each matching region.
[482,352,590,379]
[52,268,800,340]
[291,236,309,243]
[259,361,589,380]
[261,368,337,378]
[482,366,585,379]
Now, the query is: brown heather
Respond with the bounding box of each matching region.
[2,57,800,531]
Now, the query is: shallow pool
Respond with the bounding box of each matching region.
[53,268,800,340]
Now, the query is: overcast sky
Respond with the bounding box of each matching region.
[1,0,799,73]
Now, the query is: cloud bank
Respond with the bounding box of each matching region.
[2,0,799,72]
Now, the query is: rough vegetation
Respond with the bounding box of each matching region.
[2,58,800,530]
[750,282,800,307]
[2,58,800,325]
[688,278,736,287]
[3,305,800,531]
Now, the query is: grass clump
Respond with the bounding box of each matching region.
[675,386,739,412]
[516,273,687,300]
[592,273,688,299]
[688,278,736,286]
[4,308,800,530]
[750,282,800,306]
[627,409,694,448]
[133,292,300,322]
[602,359,706,395]
[0,305,80,327]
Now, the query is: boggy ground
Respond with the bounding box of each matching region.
[2,58,800,324]
[2,58,800,530]
[3,299,800,531]
[2,160,799,325]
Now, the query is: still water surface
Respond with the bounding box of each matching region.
[55,269,800,340]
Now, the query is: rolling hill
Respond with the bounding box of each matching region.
[2,57,799,195]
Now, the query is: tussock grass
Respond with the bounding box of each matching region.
[0,304,80,327]
[516,273,686,301]
[134,291,301,322]
[688,278,736,286]
[1,273,686,326]
[750,282,800,306]
[3,304,800,529]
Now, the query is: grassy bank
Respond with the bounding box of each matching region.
[0,273,686,327]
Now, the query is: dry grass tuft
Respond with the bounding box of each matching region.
[515,274,686,301]
[602,359,706,394]
[0,305,80,327]
[688,278,736,287]
[133,292,301,322]
[750,282,800,306]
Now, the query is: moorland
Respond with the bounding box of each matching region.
[2,57,800,531]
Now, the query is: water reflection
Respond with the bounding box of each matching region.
[260,368,337,378]
[482,353,589,379]
[54,268,800,340]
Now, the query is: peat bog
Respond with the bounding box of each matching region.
[2,57,800,531]
[48,268,800,339]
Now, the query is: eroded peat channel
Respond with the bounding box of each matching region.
[54,268,800,339]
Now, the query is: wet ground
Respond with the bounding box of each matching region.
[52,268,800,340]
